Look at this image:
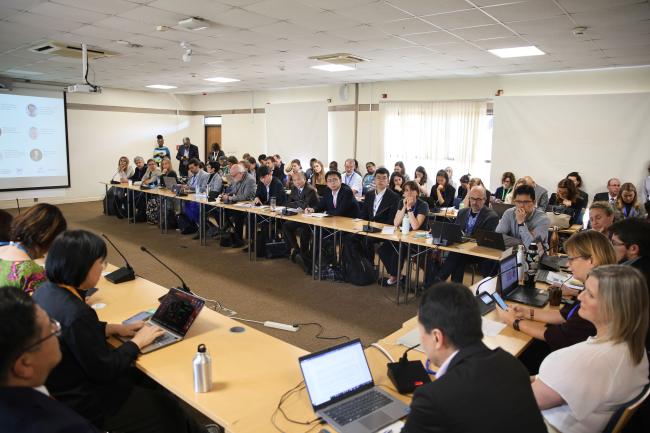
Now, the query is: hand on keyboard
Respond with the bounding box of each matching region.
[131,324,165,349]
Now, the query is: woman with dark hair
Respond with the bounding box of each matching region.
[392,161,410,181]
[0,203,67,294]
[413,166,430,196]
[548,178,587,225]
[430,169,456,207]
[616,182,647,219]
[389,172,405,196]
[33,230,209,433]
[456,174,470,200]
[207,142,224,164]
[379,181,430,286]
[566,171,588,203]
[495,171,515,203]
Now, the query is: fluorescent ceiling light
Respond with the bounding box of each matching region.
[488,46,545,58]
[4,69,43,76]
[310,64,355,72]
[146,84,177,89]
[204,77,240,83]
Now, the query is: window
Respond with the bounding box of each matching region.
[381,101,493,189]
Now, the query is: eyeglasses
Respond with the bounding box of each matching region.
[326,178,340,184]
[22,318,61,353]
[514,200,533,205]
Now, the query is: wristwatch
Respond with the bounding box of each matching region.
[513,319,522,331]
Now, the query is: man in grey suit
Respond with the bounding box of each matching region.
[524,176,549,210]
[282,172,320,265]
[222,163,256,248]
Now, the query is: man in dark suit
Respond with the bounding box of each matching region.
[593,177,621,205]
[360,167,400,261]
[175,137,199,177]
[283,172,319,264]
[254,165,287,206]
[402,282,546,433]
[0,287,100,433]
[427,185,499,285]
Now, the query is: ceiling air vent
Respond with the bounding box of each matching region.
[29,42,117,59]
[308,53,368,65]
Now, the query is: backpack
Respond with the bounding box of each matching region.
[341,236,377,286]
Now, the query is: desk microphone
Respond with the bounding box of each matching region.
[474,262,522,295]
[139,246,192,299]
[363,200,391,233]
[102,234,135,284]
[386,343,431,394]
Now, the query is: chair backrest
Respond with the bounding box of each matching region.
[602,383,650,433]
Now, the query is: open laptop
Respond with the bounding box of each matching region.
[299,339,409,433]
[121,288,205,354]
[429,221,462,246]
[162,176,177,189]
[497,254,548,308]
[491,202,514,218]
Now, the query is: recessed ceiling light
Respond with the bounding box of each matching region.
[204,77,240,83]
[146,84,177,89]
[488,46,545,58]
[310,64,355,72]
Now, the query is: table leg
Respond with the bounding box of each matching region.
[200,203,206,246]
[395,239,403,305]
[127,187,131,223]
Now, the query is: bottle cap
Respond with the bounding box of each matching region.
[197,344,206,353]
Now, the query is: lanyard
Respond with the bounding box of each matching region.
[566,302,580,320]
[501,187,511,201]
[59,284,84,302]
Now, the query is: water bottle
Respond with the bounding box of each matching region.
[524,243,539,289]
[516,245,526,283]
[193,344,212,393]
[401,213,410,235]
[270,196,277,211]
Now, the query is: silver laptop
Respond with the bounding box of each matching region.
[299,339,409,433]
[162,176,177,188]
[121,288,204,354]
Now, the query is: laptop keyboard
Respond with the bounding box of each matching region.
[324,390,392,426]
[152,333,177,346]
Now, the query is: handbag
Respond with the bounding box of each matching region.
[546,211,571,229]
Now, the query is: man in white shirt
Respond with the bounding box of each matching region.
[342,158,363,199]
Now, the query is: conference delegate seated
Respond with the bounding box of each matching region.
[413,166,431,197]
[503,177,527,204]
[362,161,376,194]
[178,159,209,236]
[532,265,649,433]
[282,172,320,268]
[245,165,288,252]
[389,172,405,196]
[497,230,616,374]
[106,156,133,218]
[378,181,429,286]
[524,176,549,210]
[426,185,499,286]
[401,282,546,433]
[342,158,363,199]
[359,167,400,261]
[393,161,410,182]
[593,177,621,205]
[494,171,515,203]
[496,184,550,248]
[566,171,589,203]
[547,178,586,225]
[587,201,616,236]
[616,182,647,219]
[0,287,101,433]
[0,203,67,295]
[33,230,209,433]
[610,218,650,290]
[430,169,455,208]
[460,177,491,208]
[129,156,147,182]
[221,163,256,248]
[159,157,178,187]
[455,174,470,201]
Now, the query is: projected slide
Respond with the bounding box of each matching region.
[0,91,69,191]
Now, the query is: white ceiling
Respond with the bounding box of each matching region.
[0,0,649,94]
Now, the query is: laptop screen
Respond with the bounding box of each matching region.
[299,339,373,410]
[152,289,204,336]
[499,254,519,295]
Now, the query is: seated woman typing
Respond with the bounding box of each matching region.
[378,181,429,286]
[0,203,67,294]
[616,182,647,219]
[496,230,617,373]
[548,178,587,225]
[532,265,649,433]
[33,230,209,433]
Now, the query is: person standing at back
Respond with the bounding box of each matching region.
[401,282,546,433]
[153,134,171,166]
[175,137,199,177]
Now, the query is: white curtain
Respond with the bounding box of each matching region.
[381,100,490,185]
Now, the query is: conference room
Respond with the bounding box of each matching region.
[1,1,650,433]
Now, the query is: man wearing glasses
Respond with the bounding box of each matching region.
[427,185,500,285]
[496,184,550,247]
[221,163,256,248]
[0,287,100,432]
[594,178,621,205]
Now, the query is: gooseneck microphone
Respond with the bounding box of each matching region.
[102,234,135,284]
[474,262,522,295]
[140,245,191,294]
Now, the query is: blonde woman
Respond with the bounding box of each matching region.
[310,160,326,186]
[533,265,648,433]
[504,177,527,204]
[111,156,133,183]
[497,230,617,372]
[616,182,647,219]
[159,157,177,188]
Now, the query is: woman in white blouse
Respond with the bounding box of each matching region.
[532,265,649,433]
[111,156,134,183]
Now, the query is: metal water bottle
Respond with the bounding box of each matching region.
[193,344,212,393]
[524,243,539,289]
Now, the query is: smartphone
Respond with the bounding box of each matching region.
[492,292,509,311]
[85,287,98,298]
[122,311,153,325]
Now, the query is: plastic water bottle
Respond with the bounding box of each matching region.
[401,213,410,235]
[270,196,277,211]
[193,344,212,393]
[517,245,526,283]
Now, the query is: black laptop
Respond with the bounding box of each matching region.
[429,221,462,246]
[497,254,548,308]
[475,230,520,251]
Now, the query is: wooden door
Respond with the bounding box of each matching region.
[205,125,222,159]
